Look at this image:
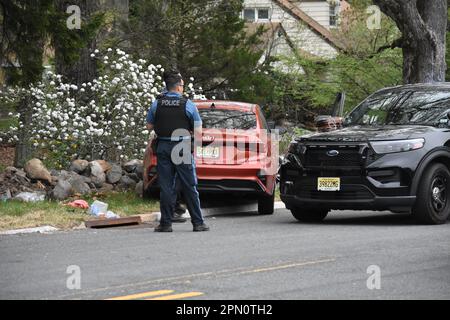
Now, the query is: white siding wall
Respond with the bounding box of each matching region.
[243,0,337,59]
[296,1,330,29]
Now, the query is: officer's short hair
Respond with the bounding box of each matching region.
[164,70,183,91]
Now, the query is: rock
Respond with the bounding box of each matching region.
[50,169,60,177]
[69,176,91,195]
[93,160,112,173]
[98,183,114,193]
[127,173,140,183]
[55,170,71,179]
[123,159,143,173]
[24,159,52,183]
[106,164,122,184]
[135,181,143,197]
[117,175,137,191]
[89,161,104,177]
[89,161,106,187]
[69,160,89,174]
[91,176,105,188]
[82,176,92,184]
[135,163,144,180]
[14,191,46,202]
[51,180,73,200]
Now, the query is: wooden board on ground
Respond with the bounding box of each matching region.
[85,216,142,229]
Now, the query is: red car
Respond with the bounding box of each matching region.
[143,100,278,214]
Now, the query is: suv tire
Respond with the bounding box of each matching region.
[412,163,450,224]
[291,207,329,222]
[258,193,275,215]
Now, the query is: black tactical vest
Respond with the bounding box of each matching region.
[154,95,192,138]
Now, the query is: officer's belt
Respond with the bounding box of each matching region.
[157,136,192,142]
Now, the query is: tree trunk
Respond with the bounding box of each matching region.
[374,0,447,84]
[14,96,33,167]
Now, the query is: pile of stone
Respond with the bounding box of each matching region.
[0,158,144,201]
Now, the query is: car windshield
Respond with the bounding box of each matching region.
[344,89,450,127]
[199,109,257,130]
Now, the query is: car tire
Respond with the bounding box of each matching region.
[412,163,450,225]
[291,207,329,222]
[258,193,275,215]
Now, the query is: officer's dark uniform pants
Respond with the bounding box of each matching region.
[156,140,204,226]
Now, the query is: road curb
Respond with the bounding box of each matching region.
[0,226,59,236]
[151,201,286,221]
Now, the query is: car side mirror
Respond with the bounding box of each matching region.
[267,121,276,130]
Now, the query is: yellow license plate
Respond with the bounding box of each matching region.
[196,146,220,159]
[318,177,340,191]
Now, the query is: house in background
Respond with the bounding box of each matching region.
[243,0,348,65]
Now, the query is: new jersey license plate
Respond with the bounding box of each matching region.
[196,146,220,159]
[317,177,340,191]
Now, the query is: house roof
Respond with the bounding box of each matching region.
[274,0,344,50]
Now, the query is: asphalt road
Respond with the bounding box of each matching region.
[1,208,450,300]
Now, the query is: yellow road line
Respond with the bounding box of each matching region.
[147,292,204,300]
[106,289,174,300]
[55,257,336,299]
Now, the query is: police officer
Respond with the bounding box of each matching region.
[146,71,209,232]
[155,77,187,224]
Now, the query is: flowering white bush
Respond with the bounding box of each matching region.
[0,49,204,167]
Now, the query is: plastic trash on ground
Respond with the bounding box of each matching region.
[66,200,89,209]
[13,192,46,202]
[105,211,120,219]
[1,190,12,202]
[89,200,108,217]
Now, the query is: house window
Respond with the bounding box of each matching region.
[243,8,270,22]
[257,8,269,20]
[329,4,338,27]
[244,9,256,22]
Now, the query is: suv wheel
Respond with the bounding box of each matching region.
[258,193,274,215]
[412,163,450,224]
[291,207,329,222]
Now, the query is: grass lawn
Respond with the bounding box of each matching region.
[0,192,160,232]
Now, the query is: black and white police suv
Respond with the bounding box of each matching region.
[280,83,450,224]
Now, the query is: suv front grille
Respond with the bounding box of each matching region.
[304,145,362,168]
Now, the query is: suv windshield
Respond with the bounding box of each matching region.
[199,109,257,130]
[345,89,450,127]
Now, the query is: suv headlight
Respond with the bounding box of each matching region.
[370,138,425,154]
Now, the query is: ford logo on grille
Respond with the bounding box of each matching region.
[326,150,339,157]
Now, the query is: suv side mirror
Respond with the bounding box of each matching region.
[267,121,276,130]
